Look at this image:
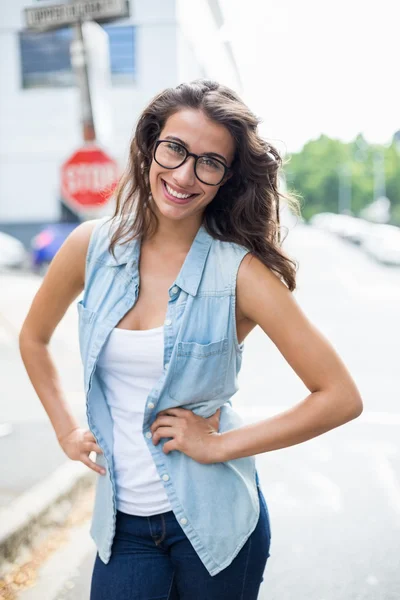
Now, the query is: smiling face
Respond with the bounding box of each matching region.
[149,109,235,224]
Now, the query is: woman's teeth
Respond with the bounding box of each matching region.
[165,182,192,199]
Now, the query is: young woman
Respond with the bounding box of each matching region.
[19,79,363,599]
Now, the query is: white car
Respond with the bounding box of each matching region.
[310,213,373,244]
[0,231,29,269]
[309,212,338,231]
[361,224,400,266]
[334,216,374,245]
[309,212,351,235]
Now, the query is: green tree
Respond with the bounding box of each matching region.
[385,139,400,224]
[284,132,400,222]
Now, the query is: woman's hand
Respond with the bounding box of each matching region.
[58,428,106,475]
[150,407,223,464]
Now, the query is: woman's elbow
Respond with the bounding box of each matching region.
[343,389,364,422]
[327,382,363,425]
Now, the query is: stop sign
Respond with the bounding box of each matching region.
[61,145,119,214]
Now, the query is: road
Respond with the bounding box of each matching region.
[0,272,87,507]
[3,222,400,599]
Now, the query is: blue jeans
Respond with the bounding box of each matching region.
[90,484,271,599]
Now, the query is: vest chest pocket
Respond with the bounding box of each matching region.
[168,338,229,403]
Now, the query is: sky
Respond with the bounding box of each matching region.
[220,0,398,154]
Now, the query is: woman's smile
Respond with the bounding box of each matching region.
[161,178,199,205]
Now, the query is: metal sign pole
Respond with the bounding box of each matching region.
[23,0,130,144]
[71,18,96,142]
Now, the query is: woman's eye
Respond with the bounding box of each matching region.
[167,142,185,155]
[199,157,223,171]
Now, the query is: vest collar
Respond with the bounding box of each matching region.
[104,223,213,297]
[175,224,213,297]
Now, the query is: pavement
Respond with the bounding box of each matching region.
[1,223,400,599]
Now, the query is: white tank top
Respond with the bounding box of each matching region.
[96,325,172,516]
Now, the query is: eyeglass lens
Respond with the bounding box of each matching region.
[155,141,225,185]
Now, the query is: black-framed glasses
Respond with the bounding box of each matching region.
[153,139,230,186]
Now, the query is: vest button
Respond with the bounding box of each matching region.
[145,431,152,439]
[147,402,155,409]
[170,286,179,295]
[180,517,188,525]
[164,318,172,326]
[162,474,170,481]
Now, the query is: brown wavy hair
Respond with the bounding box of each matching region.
[109,79,300,291]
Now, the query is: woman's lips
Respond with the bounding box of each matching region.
[161,179,197,205]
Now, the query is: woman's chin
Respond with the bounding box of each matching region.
[152,196,193,220]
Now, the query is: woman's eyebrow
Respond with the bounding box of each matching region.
[165,135,188,147]
[204,152,227,165]
[164,135,228,164]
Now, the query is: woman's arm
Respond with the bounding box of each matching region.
[215,253,363,462]
[150,252,363,465]
[19,220,105,475]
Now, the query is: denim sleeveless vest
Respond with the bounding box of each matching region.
[78,216,262,576]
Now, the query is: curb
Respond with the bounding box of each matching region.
[0,461,95,566]
[19,521,96,600]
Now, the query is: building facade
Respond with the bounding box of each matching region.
[0,0,240,239]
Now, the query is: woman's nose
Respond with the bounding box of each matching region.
[172,157,196,188]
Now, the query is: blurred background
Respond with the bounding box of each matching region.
[0,1,399,599]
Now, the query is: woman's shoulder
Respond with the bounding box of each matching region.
[82,215,117,263]
[202,236,251,294]
[210,235,250,260]
[60,216,116,283]
[61,218,100,261]
[68,216,111,250]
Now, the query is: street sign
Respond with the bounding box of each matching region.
[25,0,129,30]
[61,145,119,215]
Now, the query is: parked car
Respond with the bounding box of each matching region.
[30,223,79,274]
[361,224,400,266]
[333,216,373,245]
[309,212,337,230]
[310,211,400,265]
[0,231,29,269]
[310,213,374,245]
[309,212,349,235]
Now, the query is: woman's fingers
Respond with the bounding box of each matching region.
[207,408,221,426]
[150,416,177,438]
[81,433,105,474]
[83,441,103,454]
[152,426,175,445]
[152,416,176,429]
[80,453,106,475]
[83,429,97,442]
[162,439,179,455]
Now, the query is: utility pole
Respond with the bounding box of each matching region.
[338,163,352,214]
[70,17,96,142]
[373,149,386,201]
